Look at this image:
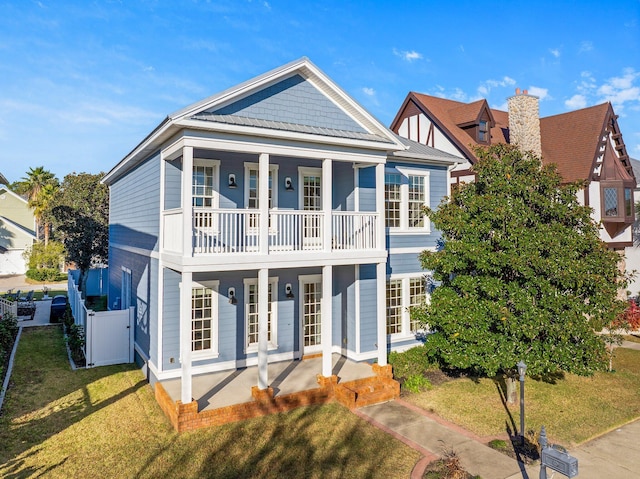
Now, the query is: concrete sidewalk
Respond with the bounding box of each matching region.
[359,397,640,479]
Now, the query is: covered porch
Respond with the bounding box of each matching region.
[155,354,399,431]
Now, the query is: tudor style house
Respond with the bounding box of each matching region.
[0,179,37,275]
[391,90,636,251]
[103,58,458,429]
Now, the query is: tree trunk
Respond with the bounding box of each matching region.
[44,222,49,246]
[506,375,517,405]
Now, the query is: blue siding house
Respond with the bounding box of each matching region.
[103,58,458,428]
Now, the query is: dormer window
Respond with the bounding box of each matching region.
[478,120,489,142]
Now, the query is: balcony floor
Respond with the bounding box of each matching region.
[160,354,375,412]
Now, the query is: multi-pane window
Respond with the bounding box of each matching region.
[303,281,322,347]
[600,182,635,222]
[385,168,429,230]
[387,276,429,337]
[408,175,426,228]
[386,280,403,335]
[192,164,217,207]
[604,187,618,217]
[302,173,321,211]
[192,287,213,351]
[409,278,426,332]
[385,173,402,228]
[247,168,274,209]
[478,120,489,142]
[245,279,277,349]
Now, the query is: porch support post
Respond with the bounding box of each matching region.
[180,271,193,404]
[322,264,333,377]
[257,267,269,389]
[259,153,269,255]
[322,158,332,252]
[375,162,385,251]
[182,146,194,257]
[376,261,387,366]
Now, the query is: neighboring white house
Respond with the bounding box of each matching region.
[0,184,36,275]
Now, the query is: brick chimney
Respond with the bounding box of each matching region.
[507,88,542,157]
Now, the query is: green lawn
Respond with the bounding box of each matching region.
[0,327,419,479]
[404,348,640,446]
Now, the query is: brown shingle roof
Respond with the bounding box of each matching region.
[398,93,626,184]
[406,93,509,161]
[539,103,609,182]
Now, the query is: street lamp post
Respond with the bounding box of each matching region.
[517,360,527,445]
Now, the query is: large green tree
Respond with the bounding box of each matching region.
[49,172,109,283]
[414,144,627,385]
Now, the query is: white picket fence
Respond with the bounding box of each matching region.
[67,272,134,368]
[0,297,18,318]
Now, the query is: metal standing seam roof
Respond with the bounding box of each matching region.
[190,112,395,144]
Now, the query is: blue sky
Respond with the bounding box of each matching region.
[0,0,639,184]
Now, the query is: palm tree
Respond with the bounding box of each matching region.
[31,182,59,245]
[16,167,59,243]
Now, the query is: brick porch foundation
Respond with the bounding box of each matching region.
[155,363,399,432]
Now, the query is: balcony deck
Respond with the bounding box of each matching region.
[162,208,380,256]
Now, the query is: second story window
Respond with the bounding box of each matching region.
[385,167,430,231]
[192,161,219,207]
[245,163,278,209]
[478,120,489,142]
[601,181,635,223]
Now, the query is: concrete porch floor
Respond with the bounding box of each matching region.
[160,354,376,411]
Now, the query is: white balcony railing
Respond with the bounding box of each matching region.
[161,208,379,256]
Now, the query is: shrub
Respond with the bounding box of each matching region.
[66,324,85,366]
[403,374,432,393]
[26,268,67,282]
[0,312,18,383]
[388,345,436,380]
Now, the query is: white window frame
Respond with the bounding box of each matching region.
[299,274,323,354]
[298,167,322,211]
[191,281,220,360]
[386,273,430,341]
[244,162,279,210]
[192,159,220,208]
[244,276,279,353]
[385,166,430,233]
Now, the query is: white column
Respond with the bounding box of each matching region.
[180,271,193,404]
[182,146,194,257]
[322,158,332,252]
[375,163,385,251]
[259,153,269,255]
[322,264,333,377]
[258,268,269,389]
[376,261,387,366]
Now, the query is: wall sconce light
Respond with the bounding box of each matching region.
[228,287,237,304]
[285,283,294,298]
[228,173,237,189]
[284,176,294,191]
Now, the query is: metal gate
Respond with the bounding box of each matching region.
[86,307,134,368]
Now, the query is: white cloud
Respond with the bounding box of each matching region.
[527,86,549,101]
[565,94,587,109]
[393,48,423,62]
[362,87,375,96]
[476,76,516,97]
[550,48,560,58]
[579,41,593,53]
[596,68,640,111]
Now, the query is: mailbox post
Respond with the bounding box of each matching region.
[539,425,579,478]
